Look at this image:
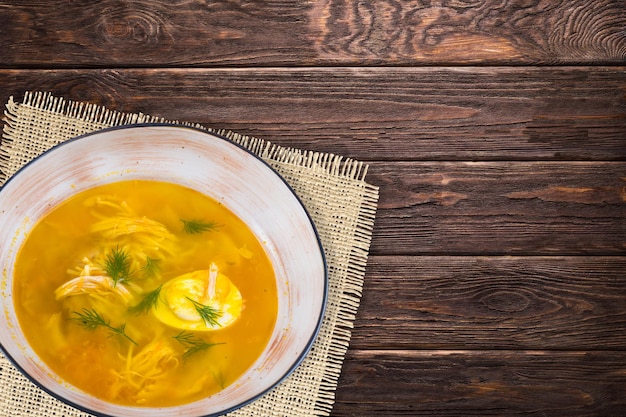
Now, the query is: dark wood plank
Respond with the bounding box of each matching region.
[312,0,626,66]
[369,161,626,255]
[331,350,626,416]
[0,1,624,66]
[0,0,315,67]
[0,67,624,161]
[352,256,626,350]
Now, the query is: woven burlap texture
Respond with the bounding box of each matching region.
[0,92,379,417]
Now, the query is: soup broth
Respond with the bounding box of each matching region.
[13,180,278,407]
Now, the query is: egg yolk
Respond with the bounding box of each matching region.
[153,264,242,331]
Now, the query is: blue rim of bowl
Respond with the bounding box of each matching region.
[0,123,329,417]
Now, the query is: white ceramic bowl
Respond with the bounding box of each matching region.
[0,124,327,417]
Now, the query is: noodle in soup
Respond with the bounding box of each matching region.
[13,180,278,407]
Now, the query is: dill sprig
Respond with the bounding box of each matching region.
[70,308,137,345]
[180,218,220,234]
[128,285,162,314]
[103,246,132,286]
[142,256,161,278]
[186,297,222,327]
[173,331,223,362]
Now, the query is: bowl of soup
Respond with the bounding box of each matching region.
[0,124,327,417]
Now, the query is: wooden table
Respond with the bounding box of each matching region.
[1,1,625,415]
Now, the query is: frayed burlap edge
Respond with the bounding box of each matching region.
[0,92,379,417]
[1,92,372,184]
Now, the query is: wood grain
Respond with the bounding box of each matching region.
[369,161,626,255]
[312,0,626,65]
[0,0,624,66]
[0,0,315,67]
[332,350,626,416]
[0,67,624,161]
[352,256,626,350]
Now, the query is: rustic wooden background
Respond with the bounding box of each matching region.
[1,1,625,415]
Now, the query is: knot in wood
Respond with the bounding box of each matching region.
[97,8,162,46]
[480,290,531,313]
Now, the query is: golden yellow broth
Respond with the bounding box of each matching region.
[13,180,278,407]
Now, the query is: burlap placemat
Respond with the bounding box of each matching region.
[0,92,379,417]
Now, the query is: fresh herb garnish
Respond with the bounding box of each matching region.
[129,285,162,314]
[142,256,161,278]
[70,308,137,345]
[173,331,223,361]
[186,297,222,327]
[103,246,132,286]
[212,368,226,389]
[180,219,220,234]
